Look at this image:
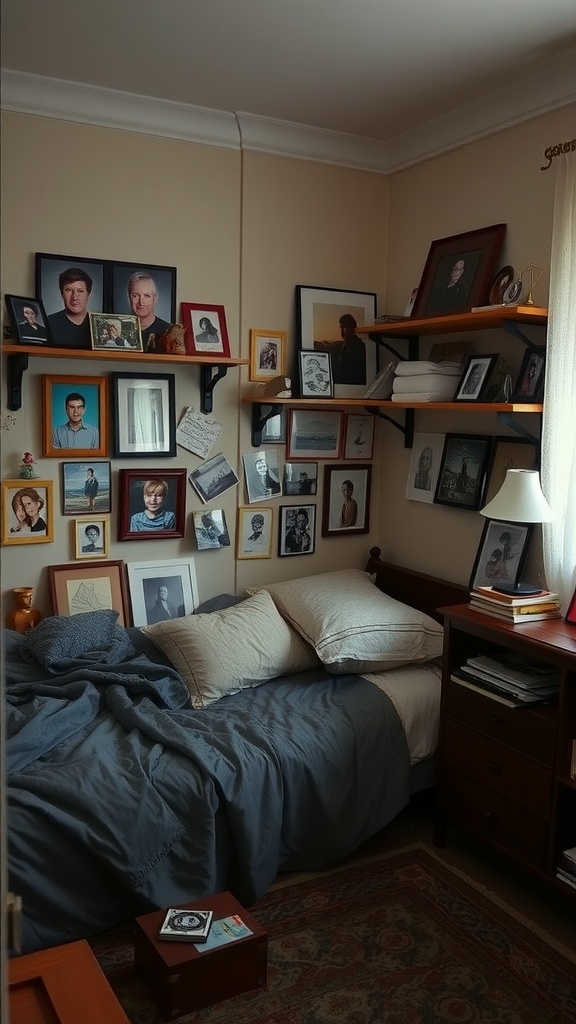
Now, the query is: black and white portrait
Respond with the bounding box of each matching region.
[242,450,282,504]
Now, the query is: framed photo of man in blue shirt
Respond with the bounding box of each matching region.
[42,374,108,458]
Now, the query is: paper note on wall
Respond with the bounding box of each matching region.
[176,407,223,459]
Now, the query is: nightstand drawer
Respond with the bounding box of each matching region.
[444,719,553,817]
[441,774,549,869]
[446,679,555,765]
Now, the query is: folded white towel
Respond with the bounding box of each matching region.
[393,374,460,395]
[391,388,458,403]
[395,360,462,377]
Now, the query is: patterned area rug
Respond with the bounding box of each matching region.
[91,844,576,1023]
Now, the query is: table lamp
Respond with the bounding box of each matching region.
[479,468,554,595]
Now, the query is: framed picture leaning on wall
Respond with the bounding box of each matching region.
[109,260,176,353]
[410,224,506,319]
[322,464,372,537]
[35,252,108,351]
[126,558,198,627]
[4,294,52,346]
[296,285,377,397]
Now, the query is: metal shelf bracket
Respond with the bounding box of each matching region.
[501,320,545,349]
[6,353,29,411]
[497,411,541,464]
[200,364,228,413]
[365,406,415,448]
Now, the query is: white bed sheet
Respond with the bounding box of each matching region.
[361,661,442,764]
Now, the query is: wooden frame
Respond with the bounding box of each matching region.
[109,260,177,351]
[48,560,130,625]
[322,464,372,537]
[236,506,273,559]
[410,224,506,319]
[511,346,546,403]
[249,329,287,381]
[484,436,537,506]
[405,432,446,504]
[35,251,108,351]
[4,294,52,346]
[42,374,108,458]
[453,354,499,402]
[283,461,318,496]
[126,557,198,627]
[242,450,282,504]
[278,504,316,556]
[111,372,176,458]
[296,284,377,397]
[565,586,576,626]
[61,461,111,516]
[89,312,143,352]
[2,480,54,545]
[469,519,533,591]
[434,433,492,511]
[192,509,231,550]
[298,350,333,398]
[287,408,343,460]
[118,468,187,541]
[181,302,231,357]
[343,413,375,460]
[74,516,110,560]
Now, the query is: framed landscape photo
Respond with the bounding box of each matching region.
[118,468,187,541]
[126,557,198,627]
[42,374,108,458]
[469,520,532,591]
[236,506,273,559]
[5,294,52,346]
[2,480,54,545]
[89,312,142,352]
[287,408,343,460]
[453,354,498,402]
[405,432,446,504]
[299,350,333,398]
[434,433,492,511]
[410,224,506,319]
[35,251,108,351]
[189,453,239,504]
[343,413,375,460]
[484,437,537,506]
[111,372,176,457]
[511,346,546,403]
[74,516,110,560]
[283,461,318,496]
[249,329,286,381]
[296,285,377,397]
[322,464,372,537]
[109,261,176,352]
[181,302,231,357]
[62,461,111,516]
[48,560,130,625]
[279,504,316,556]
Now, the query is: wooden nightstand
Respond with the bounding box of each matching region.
[435,604,576,893]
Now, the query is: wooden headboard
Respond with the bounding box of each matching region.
[366,547,469,623]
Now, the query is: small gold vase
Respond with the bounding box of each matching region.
[7,587,42,635]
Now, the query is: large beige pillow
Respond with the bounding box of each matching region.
[247,568,443,673]
[141,589,319,707]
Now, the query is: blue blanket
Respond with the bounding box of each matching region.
[6,616,411,953]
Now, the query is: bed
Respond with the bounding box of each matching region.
[6,551,467,954]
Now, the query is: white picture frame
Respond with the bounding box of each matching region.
[405,432,446,504]
[126,557,199,627]
[296,285,377,398]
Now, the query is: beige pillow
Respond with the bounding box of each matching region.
[141,589,319,707]
[247,568,443,673]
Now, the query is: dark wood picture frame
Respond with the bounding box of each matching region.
[111,372,176,458]
[278,504,316,556]
[42,374,108,458]
[35,251,108,351]
[322,463,372,537]
[47,559,130,625]
[469,519,533,591]
[410,224,506,319]
[118,468,187,542]
[4,294,53,346]
[511,346,546,403]
[109,261,177,352]
[453,354,499,402]
[434,433,492,511]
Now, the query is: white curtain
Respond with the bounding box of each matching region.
[541,151,576,610]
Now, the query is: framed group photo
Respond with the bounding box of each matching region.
[42,374,108,458]
[111,372,176,457]
[322,464,372,537]
[236,506,273,559]
[296,285,377,397]
[2,480,54,545]
[118,469,187,541]
[89,313,142,352]
[410,224,506,319]
[434,434,492,511]
[249,329,286,381]
[5,294,52,346]
[181,302,231,357]
[74,517,110,560]
[287,408,343,460]
[126,557,198,627]
[61,461,111,516]
[469,520,532,591]
[109,261,177,352]
[279,504,316,556]
[35,252,107,351]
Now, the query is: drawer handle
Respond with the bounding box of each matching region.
[485,760,501,773]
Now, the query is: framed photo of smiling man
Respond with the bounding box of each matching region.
[110,261,176,353]
[35,252,107,351]
[42,374,108,458]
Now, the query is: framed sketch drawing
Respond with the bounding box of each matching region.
[236,506,273,559]
[322,464,372,537]
[42,374,108,458]
[2,480,54,545]
[298,351,333,398]
[249,329,286,381]
[296,285,377,397]
[434,434,491,511]
[181,302,231,357]
[469,520,532,591]
[343,414,375,460]
[278,505,316,556]
[126,558,198,627]
[74,517,110,559]
[111,372,176,457]
[47,561,130,625]
[405,432,446,503]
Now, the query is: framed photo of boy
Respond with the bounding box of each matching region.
[35,252,107,351]
[434,433,492,511]
[109,261,176,353]
[61,462,112,516]
[322,464,372,537]
[249,329,287,381]
[111,372,176,457]
[410,224,506,319]
[74,516,110,560]
[2,480,54,545]
[279,504,316,556]
[47,560,130,625]
[296,285,377,398]
[236,506,273,559]
[5,294,52,346]
[118,469,187,541]
[181,302,231,357]
[42,374,108,458]
[89,312,143,352]
[126,558,199,627]
[469,520,532,591]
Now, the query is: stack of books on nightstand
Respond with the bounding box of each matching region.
[469,585,562,623]
[556,847,576,891]
[452,652,560,707]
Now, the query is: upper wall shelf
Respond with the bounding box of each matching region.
[2,344,249,413]
[357,305,548,338]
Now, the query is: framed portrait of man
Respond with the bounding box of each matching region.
[110,261,177,353]
[42,374,108,458]
[35,252,108,351]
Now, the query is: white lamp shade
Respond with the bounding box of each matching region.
[480,468,554,523]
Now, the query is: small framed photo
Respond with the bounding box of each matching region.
[61,462,111,516]
[118,469,187,541]
[109,261,177,352]
[287,408,343,460]
[111,372,176,457]
[405,432,446,503]
[299,351,333,398]
[410,224,506,319]
[469,520,533,591]
[484,437,537,506]
[343,414,375,460]
[89,313,142,352]
[434,434,492,511]
[453,354,498,401]
[565,586,576,626]
[42,374,108,458]
[35,252,108,350]
[193,509,231,550]
[48,560,130,625]
[236,506,273,559]
[74,517,110,559]
[4,294,52,346]
[322,464,372,537]
[181,302,231,357]
[242,450,282,503]
[249,329,287,381]
[279,504,316,556]
[296,285,377,397]
[188,453,239,504]
[511,346,546,403]
[126,558,198,627]
[283,461,318,495]
[2,480,54,545]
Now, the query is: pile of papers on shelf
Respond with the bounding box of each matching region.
[557,847,576,890]
[470,585,562,623]
[452,652,560,707]
[391,359,462,402]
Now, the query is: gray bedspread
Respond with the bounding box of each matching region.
[5,614,411,953]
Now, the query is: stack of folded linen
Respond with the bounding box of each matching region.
[391,360,463,402]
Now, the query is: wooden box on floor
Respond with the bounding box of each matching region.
[133,891,267,1020]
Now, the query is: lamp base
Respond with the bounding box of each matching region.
[491,582,544,597]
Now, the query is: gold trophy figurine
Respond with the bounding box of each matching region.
[519,263,544,307]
